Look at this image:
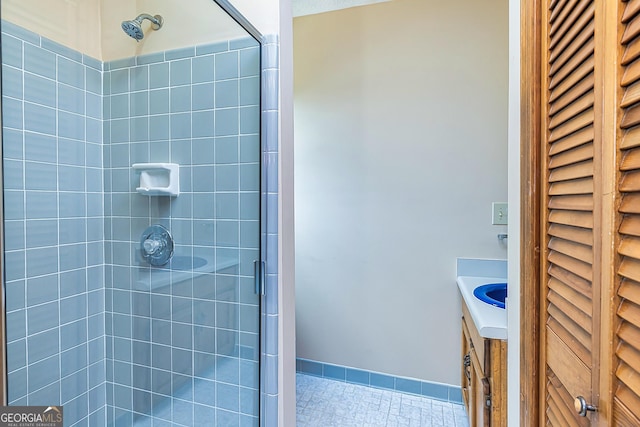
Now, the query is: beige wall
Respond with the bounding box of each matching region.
[294,0,508,385]
[1,0,259,61]
[2,0,103,59]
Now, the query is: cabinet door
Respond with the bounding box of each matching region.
[471,348,488,427]
[461,318,473,411]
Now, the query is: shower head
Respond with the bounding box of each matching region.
[121,13,163,41]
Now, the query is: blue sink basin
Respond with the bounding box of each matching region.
[473,283,507,309]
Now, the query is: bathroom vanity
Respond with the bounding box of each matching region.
[457,275,507,427]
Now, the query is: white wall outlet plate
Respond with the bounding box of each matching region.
[492,202,508,225]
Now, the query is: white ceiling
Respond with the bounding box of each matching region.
[292,0,392,17]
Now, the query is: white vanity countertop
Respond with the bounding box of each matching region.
[457,275,508,340]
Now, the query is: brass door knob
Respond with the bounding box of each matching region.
[574,396,597,417]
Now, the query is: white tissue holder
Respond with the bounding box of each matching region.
[133,163,180,196]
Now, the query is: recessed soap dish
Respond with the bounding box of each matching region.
[133,163,180,196]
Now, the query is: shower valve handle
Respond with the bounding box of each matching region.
[143,238,163,255]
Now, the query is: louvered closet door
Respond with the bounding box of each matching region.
[615,1,640,424]
[542,0,600,425]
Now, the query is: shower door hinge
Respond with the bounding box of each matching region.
[254,260,266,295]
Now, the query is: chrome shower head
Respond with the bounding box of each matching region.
[121,13,163,41]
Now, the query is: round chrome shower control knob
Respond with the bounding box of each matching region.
[143,238,162,255]
[140,225,174,266]
[574,396,596,417]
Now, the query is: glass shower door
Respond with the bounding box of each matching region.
[1,1,263,425]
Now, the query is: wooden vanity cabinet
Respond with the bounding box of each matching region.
[461,300,507,427]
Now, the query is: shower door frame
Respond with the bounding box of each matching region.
[0,1,280,424]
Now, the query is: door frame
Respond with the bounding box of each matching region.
[520,0,542,424]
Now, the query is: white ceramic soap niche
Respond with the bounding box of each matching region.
[132,163,180,196]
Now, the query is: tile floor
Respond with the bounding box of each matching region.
[296,373,470,427]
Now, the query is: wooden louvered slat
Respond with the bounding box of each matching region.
[619,257,640,283]
[547,373,589,427]
[620,170,640,192]
[546,328,591,404]
[621,59,640,87]
[549,160,593,182]
[547,306,591,364]
[548,385,581,427]
[619,236,640,262]
[622,0,640,24]
[622,81,640,108]
[549,19,595,78]
[617,343,640,376]
[620,280,640,310]
[621,215,640,237]
[549,0,572,28]
[549,56,595,98]
[549,276,592,315]
[622,33,640,65]
[617,362,640,397]
[620,148,640,170]
[548,194,594,211]
[548,127,593,156]
[617,321,640,351]
[548,223,593,246]
[548,250,593,280]
[621,103,640,128]
[614,389,640,422]
[548,209,593,228]
[548,316,592,366]
[546,406,564,427]
[549,74,594,114]
[622,13,640,44]
[549,143,593,168]
[549,38,595,88]
[618,300,640,327]
[548,290,592,334]
[549,121,594,148]
[619,193,640,213]
[549,1,593,53]
[547,300,592,345]
[621,127,640,150]
[548,177,593,196]
[548,263,592,298]
[548,237,593,264]
[549,92,595,129]
[550,0,578,36]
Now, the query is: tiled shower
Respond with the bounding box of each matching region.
[1,5,279,425]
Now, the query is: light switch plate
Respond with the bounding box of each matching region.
[492,202,508,225]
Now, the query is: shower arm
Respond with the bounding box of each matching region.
[135,13,163,30]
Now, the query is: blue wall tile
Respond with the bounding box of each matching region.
[24,44,56,79]
[170,86,191,112]
[149,62,169,89]
[215,52,239,80]
[24,102,56,134]
[3,65,23,99]
[59,111,85,140]
[58,56,85,88]
[24,73,56,107]
[196,41,228,56]
[214,108,238,136]
[2,97,23,130]
[2,34,23,69]
[170,59,191,86]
